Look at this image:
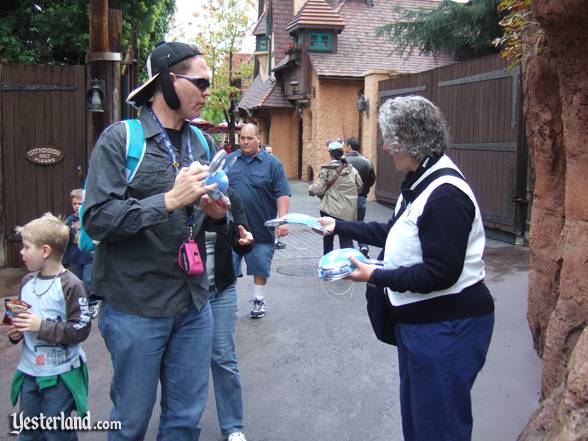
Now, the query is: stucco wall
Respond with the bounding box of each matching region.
[361,70,393,200]
[302,71,362,182]
[256,117,270,146]
[267,110,299,179]
[256,53,269,82]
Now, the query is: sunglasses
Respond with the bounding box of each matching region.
[175,74,211,91]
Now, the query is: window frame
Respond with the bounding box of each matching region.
[256,36,268,52]
[308,32,332,52]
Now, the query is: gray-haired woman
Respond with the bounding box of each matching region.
[319,96,494,441]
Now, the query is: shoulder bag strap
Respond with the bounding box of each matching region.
[324,165,345,192]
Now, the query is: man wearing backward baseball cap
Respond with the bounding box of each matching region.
[83,41,231,440]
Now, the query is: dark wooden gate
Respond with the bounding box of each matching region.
[376,54,527,241]
[1,64,87,267]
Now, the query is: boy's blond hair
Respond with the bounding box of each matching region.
[18,213,70,259]
[70,188,84,200]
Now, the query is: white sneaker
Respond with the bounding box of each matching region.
[250,298,266,318]
[89,303,99,319]
[227,432,247,441]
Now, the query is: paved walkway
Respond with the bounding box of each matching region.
[0,180,541,440]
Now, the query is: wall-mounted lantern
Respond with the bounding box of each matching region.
[356,94,369,116]
[290,80,299,96]
[87,79,105,113]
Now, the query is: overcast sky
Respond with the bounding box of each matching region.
[169,0,257,53]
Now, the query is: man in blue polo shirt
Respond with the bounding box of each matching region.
[226,123,291,318]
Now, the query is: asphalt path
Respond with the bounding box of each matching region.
[0,180,541,441]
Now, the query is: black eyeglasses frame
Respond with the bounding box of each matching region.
[174,74,211,92]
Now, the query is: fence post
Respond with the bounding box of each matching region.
[86,0,122,159]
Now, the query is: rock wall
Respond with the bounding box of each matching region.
[524,53,564,358]
[518,327,588,441]
[519,0,588,439]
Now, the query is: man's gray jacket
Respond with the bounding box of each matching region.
[83,108,227,318]
[346,151,376,197]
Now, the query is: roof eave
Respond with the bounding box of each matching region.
[273,58,297,72]
[317,74,365,80]
[287,23,345,35]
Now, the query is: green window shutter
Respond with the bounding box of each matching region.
[309,32,331,51]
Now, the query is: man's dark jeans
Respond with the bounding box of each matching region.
[320,211,353,255]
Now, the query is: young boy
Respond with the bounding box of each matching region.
[62,189,99,319]
[6,213,91,440]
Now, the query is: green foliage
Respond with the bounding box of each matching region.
[376,0,504,57]
[0,1,89,64]
[111,0,176,71]
[494,0,542,68]
[171,0,254,123]
[0,0,175,66]
[200,56,254,123]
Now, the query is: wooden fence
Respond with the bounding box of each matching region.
[376,54,528,241]
[0,64,87,267]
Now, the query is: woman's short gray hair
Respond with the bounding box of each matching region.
[378,96,449,161]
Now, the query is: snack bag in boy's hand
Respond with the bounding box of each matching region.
[3,299,31,325]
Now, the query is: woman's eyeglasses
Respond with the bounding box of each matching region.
[175,74,211,92]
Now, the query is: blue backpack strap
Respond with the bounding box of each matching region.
[124,119,146,183]
[78,189,96,252]
[78,120,147,252]
[189,125,211,162]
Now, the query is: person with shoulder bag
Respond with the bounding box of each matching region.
[318,96,494,441]
[309,140,362,255]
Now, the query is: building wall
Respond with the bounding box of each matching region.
[301,70,362,182]
[270,0,295,67]
[256,52,270,82]
[361,69,393,200]
[256,115,271,145]
[301,105,313,180]
[267,109,299,179]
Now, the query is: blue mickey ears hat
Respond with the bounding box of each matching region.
[327,140,344,151]
[127,41,202,109]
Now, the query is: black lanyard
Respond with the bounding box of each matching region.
[149,109,194,174]
[150,109,197,228]
[394,167,466,222]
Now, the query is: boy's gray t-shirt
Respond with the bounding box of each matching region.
[17,270,90,377]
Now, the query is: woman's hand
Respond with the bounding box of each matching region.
[238,225,254,246]
[12,311,42,333]
[317,217,336,235]
[201,194,229,219]
[345,256,375,283]
[276,224,288,237]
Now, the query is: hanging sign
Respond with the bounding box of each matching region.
[25,146,64,165]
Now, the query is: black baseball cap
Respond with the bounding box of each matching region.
[126,41,202,108]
